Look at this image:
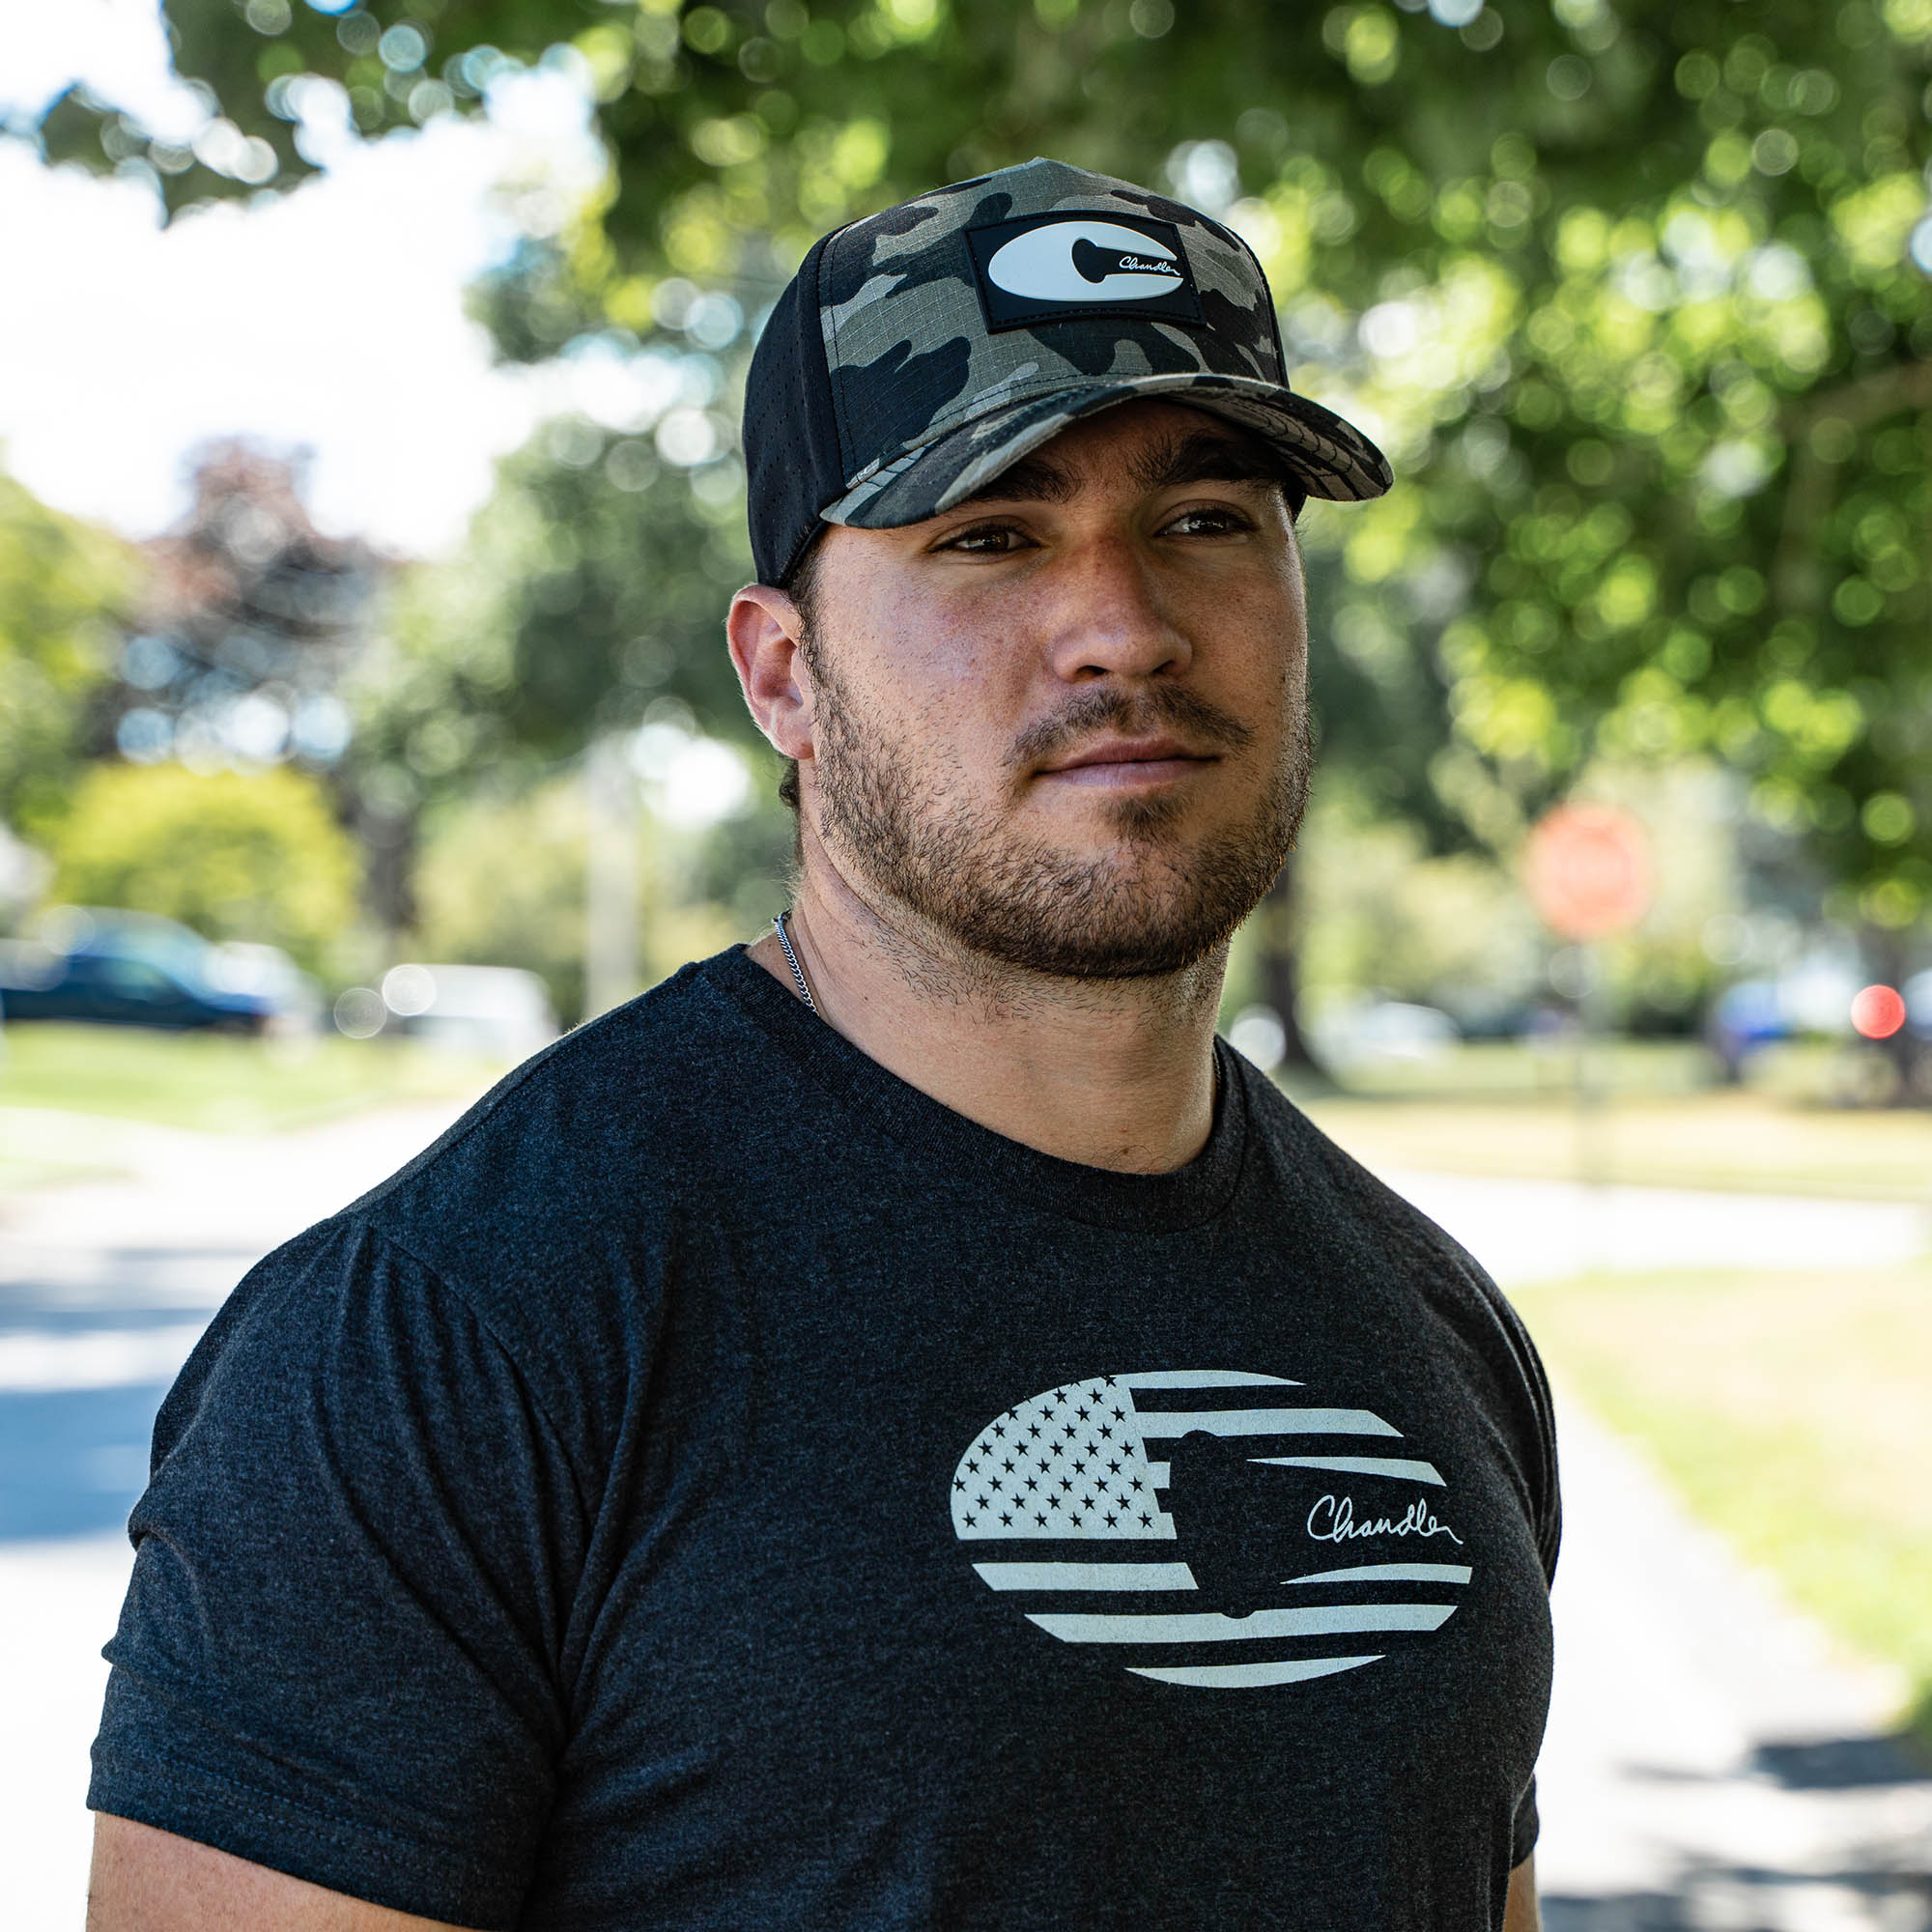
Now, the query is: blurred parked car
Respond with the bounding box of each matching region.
[1707,979,1786,1080]
[1707,952,1865,1079]
[1308,997,1459,1072]
[357,962,558,1062]
[1904,970,1932,1040]
[0,908,312,1035]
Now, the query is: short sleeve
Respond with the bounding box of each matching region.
[1491,1278,1558,1875]
[89,1218,587,1929]
[1511,1776,1539,1867]
[1494,1282,1562,1588]
[1483,1268,1558,1874]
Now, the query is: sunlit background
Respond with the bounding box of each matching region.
[1,0,1929,1925]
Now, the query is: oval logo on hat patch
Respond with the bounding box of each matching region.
[967,211,1205,332]
[986,219,1183,302]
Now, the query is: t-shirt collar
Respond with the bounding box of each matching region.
[708,944,1249,1235]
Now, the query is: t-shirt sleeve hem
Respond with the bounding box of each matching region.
[1510,1776,1540,1867]
[88,1747,523,1930]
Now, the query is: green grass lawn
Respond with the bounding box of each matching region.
[1300,1037,1719,1101]
[1295,1080,1932,1201]
[0,1021,508,1141]
[1513,1263,1932,1743]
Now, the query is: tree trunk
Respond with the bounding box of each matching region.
[1258,854,1329,1082]
[343,785,417,960]
[584,732,641,1019]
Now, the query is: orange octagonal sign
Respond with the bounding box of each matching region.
[1524,803,1653,941]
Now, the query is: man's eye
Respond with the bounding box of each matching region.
[936,523,1031,554]
[1164,506,1255,537]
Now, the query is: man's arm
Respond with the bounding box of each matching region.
[88,1816,475,1932]
[1505,1854,1541,1932]
[89,1226,575,1926]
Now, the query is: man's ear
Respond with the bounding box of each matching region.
[726,584,815,763]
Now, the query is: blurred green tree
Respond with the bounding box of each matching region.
[346,418,753,787]
[1296,781,1544,1024]
[49,761,362,973]
[411,777,597,1020]
[27,0,1932,973]
[0,468,136,837]
[412,769,785,1021]
[342,422,760,968]
[448,423,751,753]
[96,440,408,932]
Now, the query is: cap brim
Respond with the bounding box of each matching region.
[821,373,1392,531]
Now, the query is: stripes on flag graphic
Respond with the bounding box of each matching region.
[951,1369,1470,1690]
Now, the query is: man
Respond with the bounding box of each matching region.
[89,158,1557,1930]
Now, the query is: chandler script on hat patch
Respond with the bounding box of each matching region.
[966,211,1205,332]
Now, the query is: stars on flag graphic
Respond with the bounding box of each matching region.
[951,1372,1175,1540]
[950,1369,1472,1690]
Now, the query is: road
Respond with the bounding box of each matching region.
[2,1106,1928,1930]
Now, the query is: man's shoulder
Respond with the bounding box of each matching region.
[348,948,783,1275]
[150,961,780,1513]
[1236,1055,1525,1323]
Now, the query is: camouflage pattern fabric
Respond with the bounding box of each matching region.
[814,157,1392,530]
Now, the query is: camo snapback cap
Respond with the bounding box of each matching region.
[743,156,1392,587]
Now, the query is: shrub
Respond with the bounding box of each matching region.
[49,762,359,973]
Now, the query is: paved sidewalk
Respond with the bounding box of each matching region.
[1398,1169,1932,1932]
[1538,1396,1932,1931]
[0,1103,469,1930]
[2,1113,1927,1929]
[1,1533,139,1932]
[1383,1166,1931,1284]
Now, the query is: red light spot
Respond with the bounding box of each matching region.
[1851,984,1907,1039]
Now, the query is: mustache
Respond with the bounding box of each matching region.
[1007,684,1257,776]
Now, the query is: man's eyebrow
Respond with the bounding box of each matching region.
[944,426,1290,512]
[1131,428,1288,495]
[949,452,1078,508]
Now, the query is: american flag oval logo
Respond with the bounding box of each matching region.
[951,1370,1470,1690]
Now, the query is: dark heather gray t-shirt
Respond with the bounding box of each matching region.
[91,945,1558,1932]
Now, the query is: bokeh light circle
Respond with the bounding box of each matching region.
[333,987,386,1038]
[1849,984,1906,1040]
[382,963,437,1017]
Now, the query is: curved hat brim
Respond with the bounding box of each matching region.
[822,372,1392,531]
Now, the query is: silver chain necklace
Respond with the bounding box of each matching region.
[772,909,820,1015]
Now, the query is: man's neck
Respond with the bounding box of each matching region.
[749,848,1226,1176]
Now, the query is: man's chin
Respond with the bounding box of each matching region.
[910,841,1273,982]
[813,704,1306,984]
[1025,776,1203,840]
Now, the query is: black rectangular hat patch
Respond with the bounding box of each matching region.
[965,211,1205,332]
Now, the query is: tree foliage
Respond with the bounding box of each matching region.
[0,469,137,834]
[346,417,754,828]
[411,766,777,1020]
[26,0,1932,938]
[102,440,380,774]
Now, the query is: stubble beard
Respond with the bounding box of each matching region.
[804,635,1311,981]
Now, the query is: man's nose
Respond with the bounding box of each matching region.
[1041,532,1194,683]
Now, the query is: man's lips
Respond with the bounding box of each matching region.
[1035,737,1217,786]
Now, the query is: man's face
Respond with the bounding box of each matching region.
[796,399,1312,980]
